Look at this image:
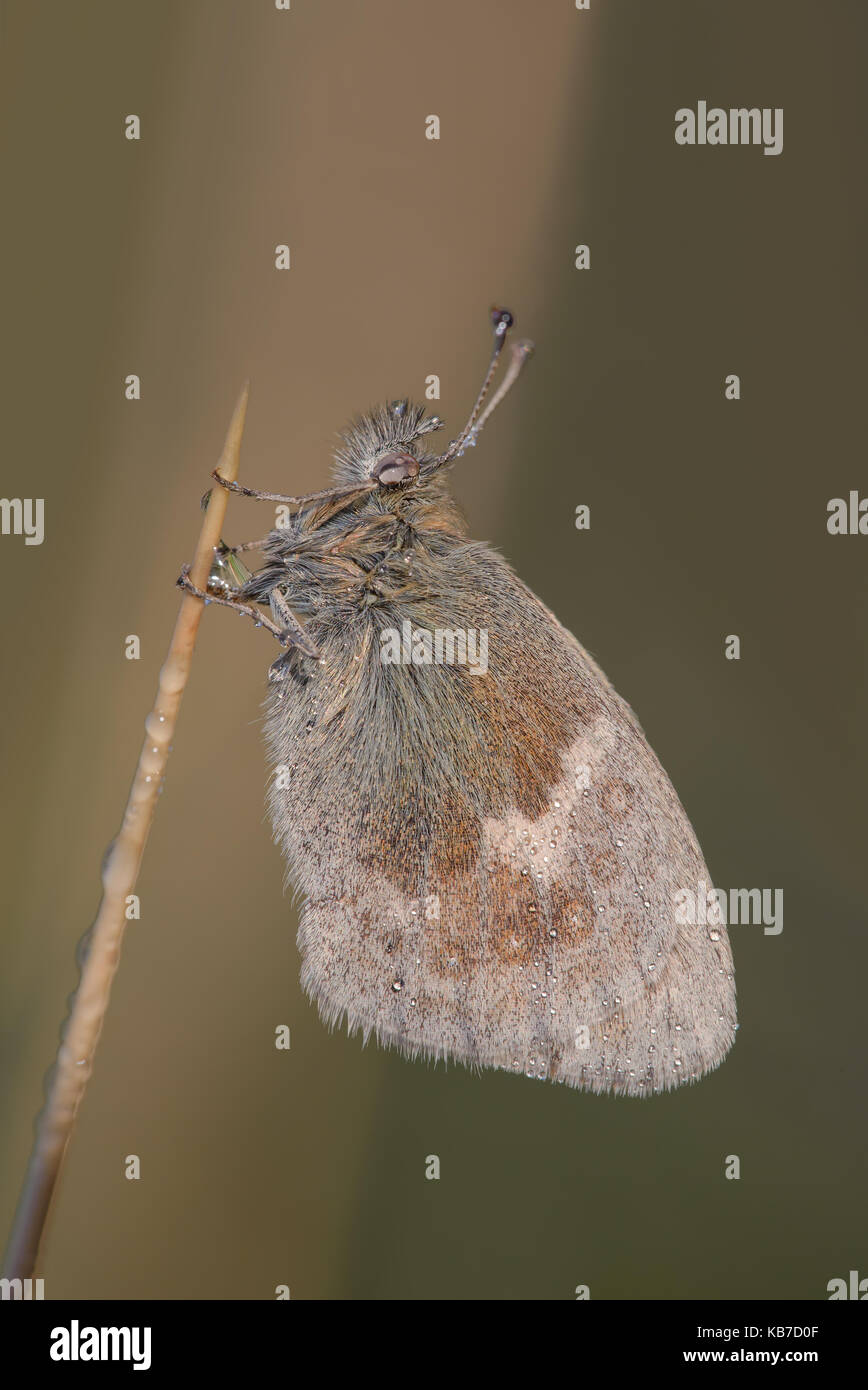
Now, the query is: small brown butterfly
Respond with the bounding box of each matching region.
[180,309,736,1095]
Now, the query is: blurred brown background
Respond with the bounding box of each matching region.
[1,0,865,1299]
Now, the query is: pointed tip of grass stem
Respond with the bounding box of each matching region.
[188,383,250,589]
[215,382,250,484]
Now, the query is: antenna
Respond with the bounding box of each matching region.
[429,307,534,469]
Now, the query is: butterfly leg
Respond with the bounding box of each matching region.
[267,589,322,669]
[176,565,321,660]
[209,472,375,510]
[219,535,271,554]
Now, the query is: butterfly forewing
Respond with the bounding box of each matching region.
[265,541,736,1096]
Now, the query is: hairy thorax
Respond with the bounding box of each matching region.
[248,485,470,621]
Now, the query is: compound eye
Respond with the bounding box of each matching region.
[371,451,420,486]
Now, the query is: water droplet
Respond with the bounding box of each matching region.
[391,980,403,992]
[549,928,557,938]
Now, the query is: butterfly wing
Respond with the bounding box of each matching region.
[266,542,736,1096]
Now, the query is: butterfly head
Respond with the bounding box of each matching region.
[331,307,533,493]
[331,401,444,488]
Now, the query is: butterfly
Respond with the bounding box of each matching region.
[180,308,736,1095]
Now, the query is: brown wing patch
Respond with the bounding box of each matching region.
[295,717,736,1094]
